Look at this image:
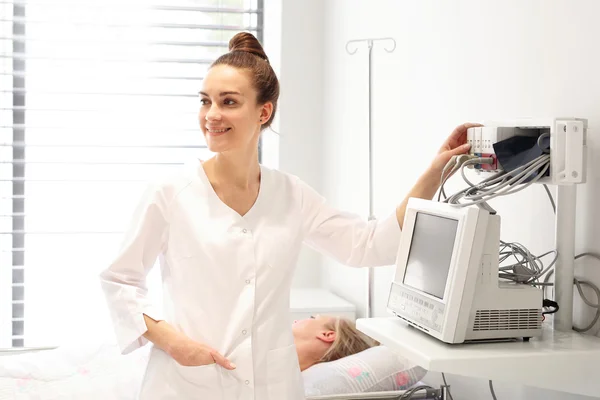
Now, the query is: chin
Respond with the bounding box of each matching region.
[204,136,233,153]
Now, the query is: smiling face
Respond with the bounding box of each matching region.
[198,64,272,154]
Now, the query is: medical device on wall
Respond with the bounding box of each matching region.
[387,198,543,344]
[464,119,586,185]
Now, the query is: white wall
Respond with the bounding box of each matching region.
[266,0,325,287]
[319,1,600,399]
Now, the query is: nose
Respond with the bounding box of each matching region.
[205,103,221,122]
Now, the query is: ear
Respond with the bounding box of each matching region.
[317,330,336,344]
[259,102,274,124]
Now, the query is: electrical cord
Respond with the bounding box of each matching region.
[537,132,551,154]
[489,380,498,400]
[498,241,558,285]
[443,372,497,400]
[443,133,550,208]
[542,184,556,212]
[398,384,436,399]
[542,299,559,316]
[454,155,549,205]
[459,157,495,187]
[438,155,459,202]
[445,154,550,207]
[438,155,485,202]
[542,255,600,333]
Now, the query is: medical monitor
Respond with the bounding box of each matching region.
[387,198,542,344]
[402,213,458,300]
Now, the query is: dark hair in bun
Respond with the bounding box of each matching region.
[211,32,279,130]
[228,32,269,63]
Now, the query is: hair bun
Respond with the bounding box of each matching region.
[229,32,269,63]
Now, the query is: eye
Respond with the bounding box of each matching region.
[310,315,315,319]
[224,98,236,106]
[200,98,209,105]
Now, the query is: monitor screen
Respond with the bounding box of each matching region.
[402,212,458,299]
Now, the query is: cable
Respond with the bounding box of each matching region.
[438,156,459,202]
[456,156,549,204]
[398,384,436,399]
[489,380,498,400]
[498,241,557,286]
[441,373,454,400]
[438,155,489,202]
[445,154,550,207]
[542,184,556,213]
[542,299,559,316]
[537,132,551,154]
[573,279,600,333]
[542,253,600,333]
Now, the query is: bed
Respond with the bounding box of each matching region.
[0,340,437,399]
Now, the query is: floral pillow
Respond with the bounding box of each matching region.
[302,345,427,397]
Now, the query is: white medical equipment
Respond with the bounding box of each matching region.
[387,198,543,343]
[384,118,589,346]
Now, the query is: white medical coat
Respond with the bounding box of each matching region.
[100,160,402,400]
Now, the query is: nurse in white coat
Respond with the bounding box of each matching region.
[100,32,479,400]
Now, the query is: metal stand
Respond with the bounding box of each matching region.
[554,184,577,331]
[345,37,396,318]
[439,385,451,400]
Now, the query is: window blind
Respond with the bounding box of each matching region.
[0,0,263,349]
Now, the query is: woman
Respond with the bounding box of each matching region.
[100,32,476,400]
[293,316,377,372]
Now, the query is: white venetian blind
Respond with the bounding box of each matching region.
[0,0,263,348]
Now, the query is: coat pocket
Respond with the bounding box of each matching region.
[266,344,304,399]
[168,362,224,399]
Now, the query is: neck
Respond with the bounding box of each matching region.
[294,339,328,372]
[206,146,261,189]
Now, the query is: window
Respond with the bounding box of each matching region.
[0,0,265,349]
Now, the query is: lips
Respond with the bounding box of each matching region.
[206,127,231,136]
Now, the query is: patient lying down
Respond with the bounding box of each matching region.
[293,316,377,371]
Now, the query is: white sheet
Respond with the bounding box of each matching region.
[0,341,149,400]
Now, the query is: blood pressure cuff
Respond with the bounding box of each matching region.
[492,135,549,182]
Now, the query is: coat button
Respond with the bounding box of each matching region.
[245,279,251,284]
[242,228,248,233]
[245,380,250,385]
[242,330,247,335]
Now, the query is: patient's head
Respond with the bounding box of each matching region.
[293,315,377,371]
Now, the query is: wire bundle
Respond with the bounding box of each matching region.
[440,153,550,210]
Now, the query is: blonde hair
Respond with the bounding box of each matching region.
[319,317,378,363]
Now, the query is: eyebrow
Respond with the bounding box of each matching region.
[199,91,242,97]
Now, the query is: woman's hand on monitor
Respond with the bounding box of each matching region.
[430,122,483,175]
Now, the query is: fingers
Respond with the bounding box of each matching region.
[458,122,484,132]
[450,143,471,156]
[210,351,237,370]
[450,122,483,140]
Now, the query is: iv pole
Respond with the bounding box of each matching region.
[345,37,396,318]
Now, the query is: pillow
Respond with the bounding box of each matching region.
[302,345,427,397]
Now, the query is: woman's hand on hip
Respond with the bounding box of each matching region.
[168,337,236,370]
